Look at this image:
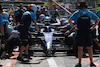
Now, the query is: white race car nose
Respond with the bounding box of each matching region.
[43,32,53,50]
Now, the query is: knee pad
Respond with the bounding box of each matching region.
[21,41,28,47]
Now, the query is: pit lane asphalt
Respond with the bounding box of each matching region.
[0,51,100,67]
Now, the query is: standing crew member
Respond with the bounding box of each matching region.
[68,2,100,67]
[0,5,4,67]
[13,3,25,26]
[17,4,39,61]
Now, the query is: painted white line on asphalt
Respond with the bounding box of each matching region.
[47,57,58,67]
[94,63,99,65]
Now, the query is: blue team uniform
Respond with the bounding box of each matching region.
[0,14,4,25]
[70,10,98,26]
[65,23,71,30]
[3,19,10,37]
[14,9,25,22]
[70,10,98,46]
[96,10,100,17]
[18,11,36,39]
[3,19,10,25]
[65,23,77,40]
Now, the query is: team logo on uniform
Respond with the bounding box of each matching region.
[83,12,86,14]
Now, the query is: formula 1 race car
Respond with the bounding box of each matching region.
[29,23,73,56]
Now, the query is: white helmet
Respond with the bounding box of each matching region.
[39,14,45,21]
[2,12,9,20]
[45,16,51,22]
[44,16,51,25]
[28,4,37,14]
[60,18,66,25]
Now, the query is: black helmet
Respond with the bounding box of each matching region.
[79,2,87,9]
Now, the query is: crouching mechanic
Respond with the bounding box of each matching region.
[17,4,39,61]
[37,14,45,24]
